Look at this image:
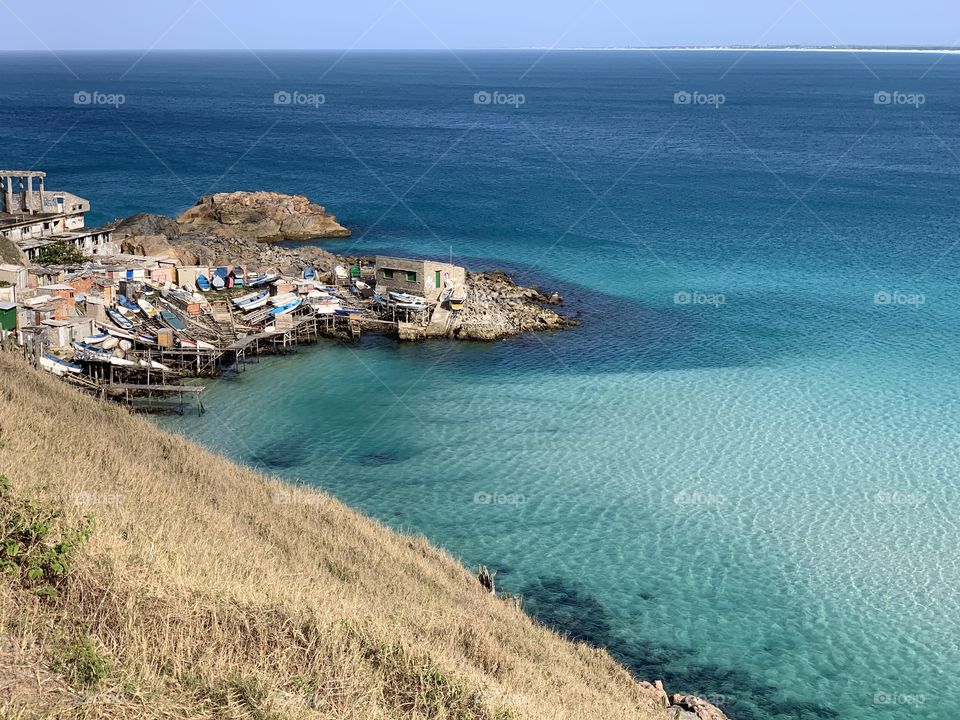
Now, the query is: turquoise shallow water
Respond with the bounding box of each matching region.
[5,49,960,718]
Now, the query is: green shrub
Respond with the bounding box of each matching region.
[0,475,93,599]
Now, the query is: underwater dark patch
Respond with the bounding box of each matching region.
[520,575,838,720]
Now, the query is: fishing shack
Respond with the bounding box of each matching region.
[374,256,465,301]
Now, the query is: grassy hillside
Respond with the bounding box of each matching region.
[0,352,675,720]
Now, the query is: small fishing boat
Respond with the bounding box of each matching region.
[269,292,297,307]
[81,333,109,345]
[303,267,316,281]
[107,308,135,330]
[449,286,467,311]
[196,274,211,292]
[334,307,363,318]
[270,298,302,316]
[118,294,140,313]
[232,290,261,306]
[138,359,171,372]
[159,311,187,331]
[242,293,271,311]
[233,289,270,308]
[118,339,133,352]
[40,354,82,376]
[97,323,136,341]
[247,273,279,288]
[211,274,225,290]
[334,265,348,280]
[352,280,375,299]
[102,336,119,351]
[180,337,218,351]
[137,298,158,316]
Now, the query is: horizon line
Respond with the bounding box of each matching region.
[1,45,959,54]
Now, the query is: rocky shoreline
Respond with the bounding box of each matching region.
[113,192,577,342]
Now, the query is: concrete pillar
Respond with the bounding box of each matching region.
[2,176,12,215]
[18,177,27,214]
[38,176,45,212]
[25,176,34,214]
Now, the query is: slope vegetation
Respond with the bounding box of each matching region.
[0,353,675,720]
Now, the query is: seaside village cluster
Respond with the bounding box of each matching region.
[0,171,468,406]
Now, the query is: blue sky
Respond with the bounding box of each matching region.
[1,0,955,50]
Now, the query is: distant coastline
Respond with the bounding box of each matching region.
[533,45,960,54]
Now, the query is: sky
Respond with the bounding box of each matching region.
[0,0,956,51]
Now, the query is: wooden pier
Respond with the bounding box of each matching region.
[107,382,206,415]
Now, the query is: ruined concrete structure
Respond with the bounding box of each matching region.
[0,170,116,261]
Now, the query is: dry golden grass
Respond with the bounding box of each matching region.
[0,353,672,719]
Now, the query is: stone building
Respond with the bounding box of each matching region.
[374,256,466,300]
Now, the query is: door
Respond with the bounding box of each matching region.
[435,270,441,289]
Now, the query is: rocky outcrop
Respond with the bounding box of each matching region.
[667,694,730,720]
[0,235,24,265]
[176,191,350,242]
[114,213,184,261]
[452,270,578,340]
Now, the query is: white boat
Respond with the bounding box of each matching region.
[102,336,119,351]
[334,265,348,279]
[138,359,171,372]
[270,298,302,316]
[269,292,297,307]
[232,290,261,306]
[118,339,133,352]
[40,354,83,376]
[137,298,158,317]
[242,294,271,311]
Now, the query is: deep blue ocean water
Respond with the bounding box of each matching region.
[4,50,960,719]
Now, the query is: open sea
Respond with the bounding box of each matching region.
[3,49,959,719]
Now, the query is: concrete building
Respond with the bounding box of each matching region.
[374,256,466,300]
[18,227,118,263]
[0,170,115,261]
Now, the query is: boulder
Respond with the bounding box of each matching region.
[114,213,183,261]
[0,235,25,265]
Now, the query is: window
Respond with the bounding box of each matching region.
[406,271,417,282]
[382,269,394,279]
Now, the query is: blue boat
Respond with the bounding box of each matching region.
[334,307,363,318]
[303,267,316,281]
[160,310,187,331]
[107,308,135,330]
[269,298,302,316]
[196,274,211,291]
[118,294,140,313]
